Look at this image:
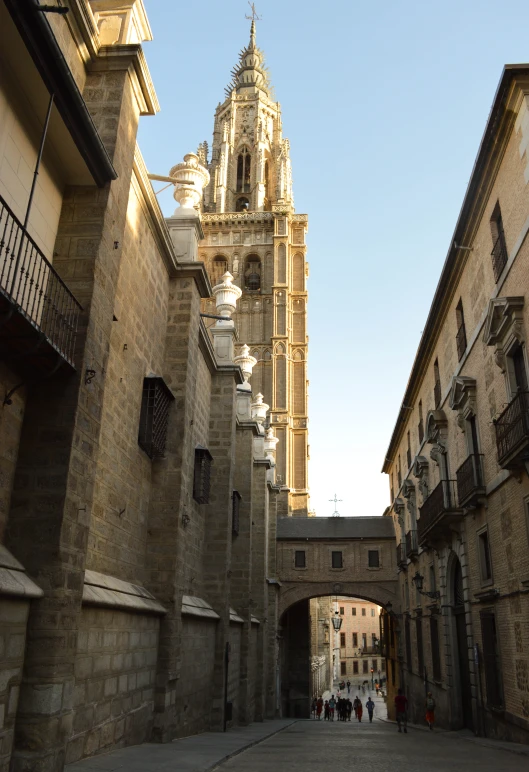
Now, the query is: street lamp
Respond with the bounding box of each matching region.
[331,610,343,632]
[411,571,441,600]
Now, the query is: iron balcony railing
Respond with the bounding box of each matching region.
[396,542,406,567]
[491,231,508,282]
[0,193,81,366]
[456,322,467,361]
[418,479,458,543]
[405,529,418,559]
[456,453,484,506]
[494,391,529,468]
[434,379,442,409]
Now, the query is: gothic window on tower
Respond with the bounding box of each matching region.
[211,256,228,285]
[244,256,261,292]
[264,159,271,211]
[236,147,251,194]
[236,196,250,212]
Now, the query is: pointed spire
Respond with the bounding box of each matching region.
[224,16,271,98]
[249,19,256,48]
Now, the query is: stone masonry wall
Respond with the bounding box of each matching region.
[0,365,26,542]
[177,617,216,738]
[67,607,159,764]
[0,598,29,772]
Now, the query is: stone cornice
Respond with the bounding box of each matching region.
[198,320,217,375]
[88,44,159,114]
[175,263,212,298]
[202,212,274,224]
[382,66,529,474]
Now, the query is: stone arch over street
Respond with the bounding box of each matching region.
[278,581,398,619]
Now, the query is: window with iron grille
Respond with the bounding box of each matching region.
[294,550,306,568]
[368,550,380,568]
[331,551,343,568]
[232,490,241,536]
[138,376,174,459]
[480,609,504,709]
[193,446,213,504]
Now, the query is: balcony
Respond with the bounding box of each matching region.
[418,480,463,545]
[405,529,418,560]
[494,391,529,470]
[396,542,407,569]
[0,194,81,376]
[456,453,485,507]
[491,231,508,282]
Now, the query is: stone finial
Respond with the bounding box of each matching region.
[251,393,269,425]
[264,426,279,459]
[212,272,242,323]
[169,153,210,213]
[234,344,257,383]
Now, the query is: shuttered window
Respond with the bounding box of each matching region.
[193,447,213,504]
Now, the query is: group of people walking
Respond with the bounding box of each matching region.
[312,694,376,723]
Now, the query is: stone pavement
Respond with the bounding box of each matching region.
[217,715,529,771]
[65,720,295,772]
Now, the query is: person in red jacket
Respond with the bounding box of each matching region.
[394,688,408,733]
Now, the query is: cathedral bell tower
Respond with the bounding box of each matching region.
[198,20,309,517]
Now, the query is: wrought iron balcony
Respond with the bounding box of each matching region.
[456,453,485,507]
[405,529,418,560]
[418,479,463,545]
[0,193,81,374]
[491,231,508,282]
[456,322,467,361]
[494,391,529,469]
[396,542,407,569]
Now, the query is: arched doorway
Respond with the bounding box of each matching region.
[453,557,474,730]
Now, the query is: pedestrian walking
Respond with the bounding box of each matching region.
[316,696,323,720]
[329,695,336,721]
[346,698,352,721]
[395,688,408,733]
[425,692,436,730]
[366,696,375,722]
[375,683,379,696]
[324,699,330,720]
[347,680,351,694]
[353,695,362,722]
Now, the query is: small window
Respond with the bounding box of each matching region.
[244,257,261,291]
[138,376,174,459]
[352,633,358,647]
[418,399,424,444]
[368,550,380,568]
[340,632,346,648]
[406,431,411,469]
[236,147,251,193]
[480,609,504,708]
[294,550,306,568]
[478,529,492,583]
[232,490,241,536]
[362,660,368,674]
[340,661,347,675]
[372,659,378,671]
[236,196,249,212]
[352,607,356,616]
[362,633,367,649]
[353,661,358,674]
[371,609,375,617]
[362,608,366,617]
[193,446,213,504]
[511,344,528,392]
[456,299,467,361]
[332,551,343,569]
[434,359,441,408]
[340,606,345,615]
[490,202,508,282]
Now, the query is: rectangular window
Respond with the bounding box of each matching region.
[480,610,504,708]
[390,474,394,502]
[418,400,424,444]
[407,430,411,469]
[397,456,402,487]
[456,299,467,361]
[352,633,358,647]
[363,660,368,674]
[340,606,345,615]
[416,618,424,676]
[382,660,386,672]
[340,661,347,675]
[430,616,442,682]
[511,344,528,392]
[368,550,380,568]
[429,564,436,594]
[371,608,376,617]
[193,446,213,504]
[372,633,377,648]
[353,661,359,674]
[340,632,346,648]
[372,659,378,671]
[362,633,367,649]
[331,551,343,569]
[138,376,174,459]
[478,530,492,583]
[232,491,241,536]
[294,550,306,568]
[362,608,366,617]
[490,202,508,282]
[352,607,356,616]
[434,359,441,408]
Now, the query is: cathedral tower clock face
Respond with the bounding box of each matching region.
[196,20,309,516]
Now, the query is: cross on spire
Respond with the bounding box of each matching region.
[245,2,261,22]
[329,494,343,517]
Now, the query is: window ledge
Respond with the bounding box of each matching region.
[330,567,345,571]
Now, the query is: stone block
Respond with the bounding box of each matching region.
[104,677,117,697]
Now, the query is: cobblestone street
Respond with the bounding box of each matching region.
[216,718,529,772]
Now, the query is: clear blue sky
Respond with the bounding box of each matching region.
[138,0,529,518]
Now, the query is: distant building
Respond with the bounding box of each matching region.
[382,63,529,743]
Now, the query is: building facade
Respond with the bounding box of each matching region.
[382,64,529,743]
[333,598,383,689]
[0,3,295,771]
[194,21,310,517]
